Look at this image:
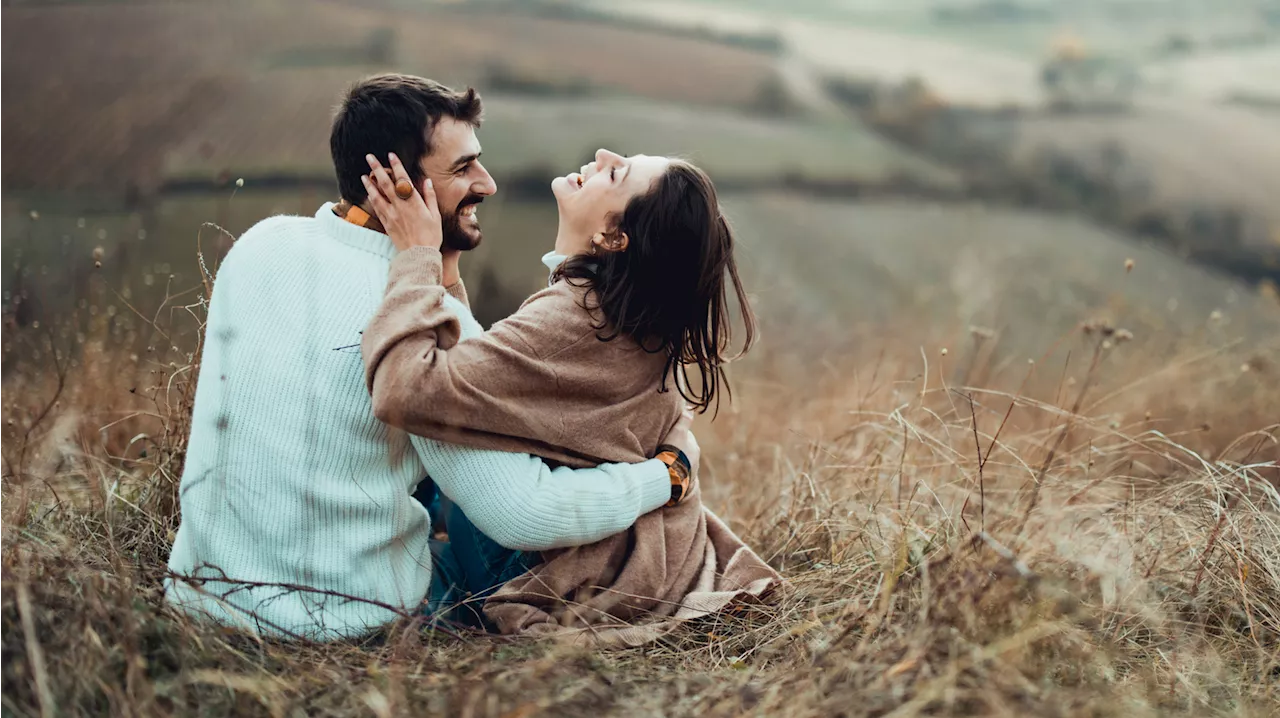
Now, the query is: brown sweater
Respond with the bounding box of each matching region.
[362,247,779,644]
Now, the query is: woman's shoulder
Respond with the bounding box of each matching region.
[490,281,599,356]
[505,280,651,361]
[511,280,593,326]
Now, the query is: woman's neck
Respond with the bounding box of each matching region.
[552,224,591,258]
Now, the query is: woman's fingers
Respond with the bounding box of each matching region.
[360,174,390,216]
[420,177,438,218]
[365,154,396,202]
[387,152,411,185]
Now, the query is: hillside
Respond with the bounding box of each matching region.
[1,0,778,195]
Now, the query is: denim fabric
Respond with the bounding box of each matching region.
[419,480,539,630]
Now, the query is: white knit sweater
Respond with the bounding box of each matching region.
[165,204,671,640]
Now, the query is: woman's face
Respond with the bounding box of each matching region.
[551,149,671,255]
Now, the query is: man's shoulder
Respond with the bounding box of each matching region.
[231,214,320,255]
[217,213,349,282]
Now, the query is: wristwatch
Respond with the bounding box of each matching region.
[654,444,692,507]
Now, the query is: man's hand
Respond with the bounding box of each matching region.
[661,408,701,477]
[362,153,443,252]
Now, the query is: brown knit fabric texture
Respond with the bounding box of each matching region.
[362,247,780,644]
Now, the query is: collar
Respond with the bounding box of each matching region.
[541,251,604,286]
[541,251,568,280]
[315,202,398,260]
[333,200,387,234]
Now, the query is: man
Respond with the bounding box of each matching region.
[165,74,693,640]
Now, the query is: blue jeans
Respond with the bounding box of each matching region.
[416,480,539,629]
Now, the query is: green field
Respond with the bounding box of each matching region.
[157,91,959,190]
[480,97,958,184]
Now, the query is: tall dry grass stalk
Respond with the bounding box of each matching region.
[3,247,1278,716]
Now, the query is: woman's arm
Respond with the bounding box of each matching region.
[363,246,586,449]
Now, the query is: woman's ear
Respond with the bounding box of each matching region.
[591,231,629,254]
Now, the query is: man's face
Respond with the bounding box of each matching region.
[418,117,498,251]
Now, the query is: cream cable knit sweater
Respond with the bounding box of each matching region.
[165,204,670,640]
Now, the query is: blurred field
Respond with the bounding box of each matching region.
[4,1,1280,716]
[1004,100,1280,250]
[160,91,957,187]
[3,214,1279,714]
[728,196,1280,350]
[2,0,778,193]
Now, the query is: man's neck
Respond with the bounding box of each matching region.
[341,199,462,286]
[440,249,461,287]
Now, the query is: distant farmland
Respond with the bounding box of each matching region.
[159,91,958,192]
[1,0,778,196]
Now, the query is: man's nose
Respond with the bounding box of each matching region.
[473,161,498,197]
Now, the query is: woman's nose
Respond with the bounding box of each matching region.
[595,148,624,167]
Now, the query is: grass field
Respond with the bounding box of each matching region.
[4,3,1280,714]
[3,189,1279,715]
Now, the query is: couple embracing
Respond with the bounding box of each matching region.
[165,74,780,645]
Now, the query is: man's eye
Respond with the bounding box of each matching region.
[455,164,470,176]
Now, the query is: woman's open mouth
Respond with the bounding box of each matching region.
[567,172,584,190]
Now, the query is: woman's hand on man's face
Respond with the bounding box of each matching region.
[362,153,443,252]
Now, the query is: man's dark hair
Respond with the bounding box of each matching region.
[554,162,757,415]
[330,74,482,204]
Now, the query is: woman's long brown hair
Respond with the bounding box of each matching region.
[554,161,756,414]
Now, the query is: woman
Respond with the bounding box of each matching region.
[360,149,779,644]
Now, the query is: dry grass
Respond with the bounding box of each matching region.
[3,253,1279,716]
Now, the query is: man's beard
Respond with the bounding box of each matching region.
[441,195,484,252]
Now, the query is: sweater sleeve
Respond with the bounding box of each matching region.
[362,246,583,448]
[444,279,468,308]
[411,436,672,551]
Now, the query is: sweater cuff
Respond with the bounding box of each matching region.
[389,246,443,288]
[445,279,469,307]
[637,458,674,513]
